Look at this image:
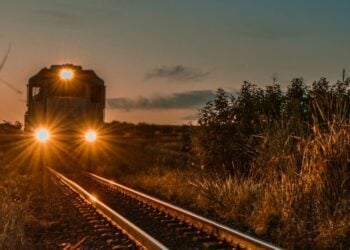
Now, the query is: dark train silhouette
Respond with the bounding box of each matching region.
[24,64,106,168]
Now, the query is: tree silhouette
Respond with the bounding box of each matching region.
[193,76,350,175]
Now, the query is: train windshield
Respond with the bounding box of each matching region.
[91,85,102,103]
[49,81,85,98]
[32,86,42,101]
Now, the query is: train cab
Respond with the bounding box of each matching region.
[24,64,106,168]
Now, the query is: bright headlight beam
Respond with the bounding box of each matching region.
[85,130,97,142]
[35,128,50,142]
[59,68,74,80]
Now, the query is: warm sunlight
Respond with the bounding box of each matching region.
[35,128,50,142]
[59,68,74,80]
[1,1,349,249]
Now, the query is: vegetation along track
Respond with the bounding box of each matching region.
[63,170,280,250]
[49,168,166,250]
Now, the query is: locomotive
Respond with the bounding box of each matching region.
[24,64,106,168]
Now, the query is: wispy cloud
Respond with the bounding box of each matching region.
[145,65,210,81]
[235,22,304,40]
[107,90,215,111]
[52,2,122,19]
[182,113,198,121]
[31,9,81,28]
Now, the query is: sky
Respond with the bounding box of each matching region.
[0,0,350,124]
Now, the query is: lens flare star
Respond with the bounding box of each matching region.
[59,68,74,80]
[35,128,50,142]
[85,130,97,142]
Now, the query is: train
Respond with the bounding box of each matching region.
[24,64,106,168]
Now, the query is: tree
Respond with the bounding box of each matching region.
[235,81,264,136]
[263,83,284,124]
[192,76,350,176]
[282,78,310,135]
[194,89,237,174]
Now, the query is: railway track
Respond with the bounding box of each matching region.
[50,168,280,250]
[49,168,166,250]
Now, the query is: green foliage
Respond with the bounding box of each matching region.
[263,83,284,122]
[282,78,310,135]
[193,89,237,173]
[193,77,350,174]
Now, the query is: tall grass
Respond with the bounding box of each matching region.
[117,118,349,248]
[192,118,350,248]
[0,167,31,249]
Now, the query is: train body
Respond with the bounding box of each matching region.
[25,64,105,132]
[24,64,106,168]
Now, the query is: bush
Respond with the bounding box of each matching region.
[188,77,350,248]
[192,77,350,175]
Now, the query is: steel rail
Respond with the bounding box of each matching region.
[48,168,167,250]
[90,172,281,250]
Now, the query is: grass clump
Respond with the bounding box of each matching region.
[0,167,32,249]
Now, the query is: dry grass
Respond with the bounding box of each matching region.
[0,166,32,249]
[116,120,350,249]
[120,167,199,207]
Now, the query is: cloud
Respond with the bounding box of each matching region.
[107,90,216,111]
[237,28,300,40]
[235,23,304,40]
[182,113,198,121]
[31,9,81,27]
[52,2,122,19]
[145,65,210,81]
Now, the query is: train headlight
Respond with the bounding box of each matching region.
[85,130,97,142]
[35,128,50,142]
[59,68,74,80]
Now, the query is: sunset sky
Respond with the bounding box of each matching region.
[1,0,350,124]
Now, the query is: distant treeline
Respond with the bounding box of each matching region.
[0,121,22,131]
[0,121,22,154]
[192,77,350,174]
[106,121,189,138]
